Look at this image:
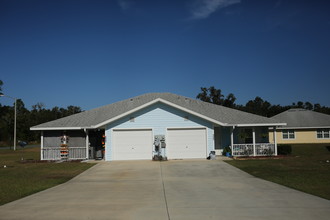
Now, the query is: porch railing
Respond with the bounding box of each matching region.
[69,147,87,160]
[232,143,275,157]
[42,147,61,160]
[42,147,86,160]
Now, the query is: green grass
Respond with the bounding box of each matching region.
[226,144,330,200]
[0,147,95,205]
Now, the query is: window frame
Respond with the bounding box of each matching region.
[317,129,330,139]
[282,129,295,140]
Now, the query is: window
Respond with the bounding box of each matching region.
[317,129,330,139]
[282,130,295,139]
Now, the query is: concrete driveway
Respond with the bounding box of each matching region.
[1,160,330,220]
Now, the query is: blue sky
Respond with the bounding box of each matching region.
[1,0,330,110]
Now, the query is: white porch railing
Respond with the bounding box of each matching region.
[42,147,61,160]
[232,143,275,157]
[69,147,87,160]
[42,147,87,160]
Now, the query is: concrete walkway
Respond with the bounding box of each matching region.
[1,160,329,220]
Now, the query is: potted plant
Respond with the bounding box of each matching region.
[222,146,232,157]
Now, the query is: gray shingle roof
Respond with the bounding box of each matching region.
[271,108,330,128]
[31,93,284,130]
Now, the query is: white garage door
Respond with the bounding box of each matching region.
[167,128,207,159]
[112,129,153,160]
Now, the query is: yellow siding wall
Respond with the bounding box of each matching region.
[269,129,330,144]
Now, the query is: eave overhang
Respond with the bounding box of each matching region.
[30,98,286,131]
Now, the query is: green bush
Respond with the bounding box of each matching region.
[278,144,292,155]
[222,146,231,156]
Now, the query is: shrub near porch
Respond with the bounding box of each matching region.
[0,147,95,205]
[226,144,330,200]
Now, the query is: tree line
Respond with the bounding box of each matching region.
[0,100,82,146]
[196,86,330,117]
[0,80,81,145]
[1,82,329,146]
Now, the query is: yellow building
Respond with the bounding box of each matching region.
[269,109,330,144]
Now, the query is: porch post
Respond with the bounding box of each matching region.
[252,127,256,156]
[230,126,234,152]
[41,131,44,160]
[85,130,89,160]
[273,127,278,156]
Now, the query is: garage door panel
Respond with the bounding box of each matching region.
[167,128,207,159]
[113,129,152,160]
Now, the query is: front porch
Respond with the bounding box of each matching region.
[40,129,105,161]
[215,126,278,157]
[230,126,278,157]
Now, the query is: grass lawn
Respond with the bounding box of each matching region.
[226,144,330,200]
[0,147,95,205]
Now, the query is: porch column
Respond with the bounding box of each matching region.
[273,127,278,156]
[230,126,234,152]
[252,127,256,156]
[85,130,89,160]
[40,131,44,160]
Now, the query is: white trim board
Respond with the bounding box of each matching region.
[30,127,82,131]
[275,126,330,130]
[235,123,286,127]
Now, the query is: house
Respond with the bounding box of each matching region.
[30,93,285,161]
[269,108,330,144]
